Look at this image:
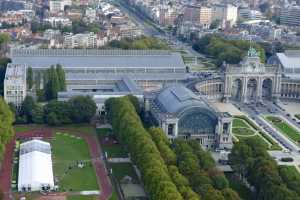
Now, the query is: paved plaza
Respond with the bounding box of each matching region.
[278,101,300,119]
[210,102,244,116]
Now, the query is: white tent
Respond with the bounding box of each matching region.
[18,139,55,192]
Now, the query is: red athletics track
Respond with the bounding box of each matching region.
[0,127,112,200]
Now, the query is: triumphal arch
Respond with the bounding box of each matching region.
[223,48,281,103]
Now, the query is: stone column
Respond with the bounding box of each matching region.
[257,77,263,103]
[174,122,178,137]
[242,77,248,103]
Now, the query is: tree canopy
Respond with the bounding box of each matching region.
[229,138,300,200]
[107,36,170,50]
[105,96,183,200]
[43,64,66,101]
[192,34,266,65]
[0,97,14,160]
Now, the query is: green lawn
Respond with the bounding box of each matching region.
[14,125,38,132]
[51,132,98,191]
[96,128,128,158]
[232,118,251,128]
[266,116,300,144]
[109,163,139,184]
[109,191,119,200]
[236,135,270,149]
[233,116,282,150]
[67,196,97,200]
[103,145,128,158]
[279,165,300,176]
[232,127,255,136]
[57,124,96,134]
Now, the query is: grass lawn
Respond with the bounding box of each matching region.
[232,118,251,128]
[266,116,300,144]
[279,165,300,176]
[14,125,39,132]
[236,134,270,149]
[109,191,119,200]
[103,145,128,158]
[225,173,255,200]
[233,116,282,150]
[232,127,255,136]
[57,124,96,134]
[67,196,97,200]
[109,163,139,184]
[51,132,98,191]
[96,128,128,158]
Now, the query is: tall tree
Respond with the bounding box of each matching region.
[56,64,66,91]
[21,96,36,123]
[69,96,97,123]
[45,66,60,100]
[0,57,11,96]
[0,97,14,159]
[27,66,33,90]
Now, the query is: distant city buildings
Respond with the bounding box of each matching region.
[212,4,238,28]
[280,6,300,27]
[63,32,100,48]
[49,0,72,14]
[43,17,72,27]
[4,63,27,108]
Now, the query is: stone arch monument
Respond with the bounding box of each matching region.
[223,48,281,103]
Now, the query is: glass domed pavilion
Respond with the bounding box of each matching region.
[147,85,233,150]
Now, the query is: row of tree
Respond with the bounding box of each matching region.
[26,64,66,101]
[0,97,14,160]
[105,96,183,200]
[229,138,300,200]
[148,127,199,200]
[11,95,96,126]
[107,36,170,50]
[192,34,266,65]
[173,139,240,200]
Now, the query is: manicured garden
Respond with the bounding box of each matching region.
[232,118,252,128]
[266,116,300,144]
[50,132,98,191]
[232,127,255,136]
[232,116,281,150]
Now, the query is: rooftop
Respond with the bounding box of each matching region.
[4,63,26,85]
[276,51,300,69]
[11,49,185,70]
[154,84,217,118]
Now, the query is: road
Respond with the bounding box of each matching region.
[110,0,206,57]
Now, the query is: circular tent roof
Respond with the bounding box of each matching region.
[155,84,218,120]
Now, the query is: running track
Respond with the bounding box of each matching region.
[0,127,113,200]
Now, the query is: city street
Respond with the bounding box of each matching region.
[109,0,206,58]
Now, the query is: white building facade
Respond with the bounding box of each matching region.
[4,63,27,108]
